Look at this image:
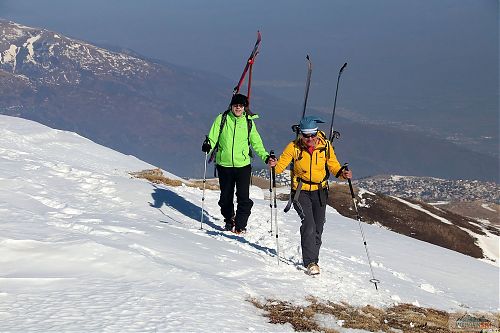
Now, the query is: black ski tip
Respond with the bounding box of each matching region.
[340,62,348,73]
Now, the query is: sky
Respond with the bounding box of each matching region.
[0,114,498,331]
[0,0,498,146]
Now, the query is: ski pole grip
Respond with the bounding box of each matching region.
[266,150,276,165]
[339,163,356,199]
[335,163,348,178]
[270,152,277,187]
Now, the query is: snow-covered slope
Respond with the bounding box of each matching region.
[0,115,498,332]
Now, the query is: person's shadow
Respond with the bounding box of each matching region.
[149,184,220,229]
[148,184,277,257]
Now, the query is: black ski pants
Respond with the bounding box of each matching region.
[293,188,328,267]
[217,164,253,230]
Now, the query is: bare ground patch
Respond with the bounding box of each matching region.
[130,168,219,190]
[438,201,499,227]
[249,297,499,333]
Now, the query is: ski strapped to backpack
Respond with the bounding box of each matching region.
[209,31,262,168]
[234,30,262,103]
[284,55,312,214]
[328,62,347,143]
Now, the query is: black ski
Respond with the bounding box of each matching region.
[301,55,313,121]
[284,55,313,213]
[328,62,347,142]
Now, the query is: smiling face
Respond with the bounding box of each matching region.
[231,104,245,117]
[301,132,318,148]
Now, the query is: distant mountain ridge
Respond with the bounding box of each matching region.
[0,19,498,182]
[0,22,152,85]
[0,19,232,176]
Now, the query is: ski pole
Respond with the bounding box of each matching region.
[200,151,209,230]
[272,165,280,265]
[343,163,380,290]
[268,153,274,234]
[328,62,347,142]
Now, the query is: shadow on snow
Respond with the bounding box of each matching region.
[148,184,278,258]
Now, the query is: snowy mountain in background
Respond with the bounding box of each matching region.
[0,18,235,177]
[0,21,153,85]
[0,114,498,332]
[0,18,498,182]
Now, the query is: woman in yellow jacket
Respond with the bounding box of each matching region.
[269,116,351,275]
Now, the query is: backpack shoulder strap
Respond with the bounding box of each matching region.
[323,139,331,182]
[245,113,254,158]
[213,109,230,150]
[245,113,253,146]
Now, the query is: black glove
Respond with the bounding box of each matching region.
[201,136,211,153]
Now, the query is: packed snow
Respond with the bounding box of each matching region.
[0,115,498,332]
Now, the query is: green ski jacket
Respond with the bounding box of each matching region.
[207,111,269,167]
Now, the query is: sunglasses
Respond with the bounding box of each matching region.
[302,132,317,139]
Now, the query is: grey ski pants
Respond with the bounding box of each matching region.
[293,189,328,267]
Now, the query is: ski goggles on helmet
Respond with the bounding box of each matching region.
[301,132,317,138]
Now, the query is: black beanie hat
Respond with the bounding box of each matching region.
[230,94,248,107]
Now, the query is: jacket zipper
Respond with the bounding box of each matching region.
[309,150,313,187]
[231,118,236,167]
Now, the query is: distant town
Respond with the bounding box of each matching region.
[253,170,499,204]
[353,175,499,204]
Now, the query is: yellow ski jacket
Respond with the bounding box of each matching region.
[274,131,344,191]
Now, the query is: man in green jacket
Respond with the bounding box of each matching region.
[202,94,270,234]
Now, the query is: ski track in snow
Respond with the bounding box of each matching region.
[0,115,498,332]
[392,196,453,225]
